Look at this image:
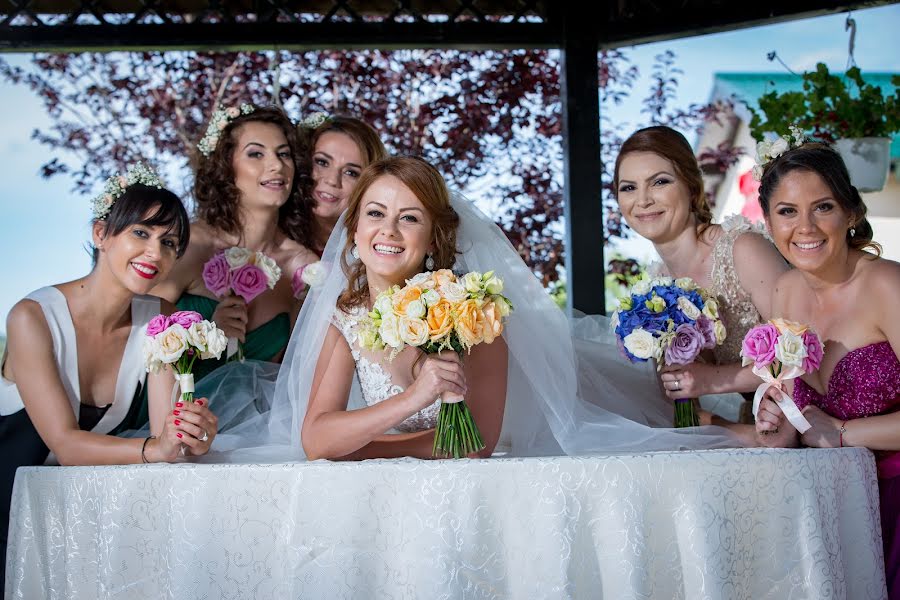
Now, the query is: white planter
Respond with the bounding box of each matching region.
[834,137,892,193]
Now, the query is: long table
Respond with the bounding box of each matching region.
[5,447,887,599]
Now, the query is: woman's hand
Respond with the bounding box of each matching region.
[755,390,799,448]
[212,294,248,342]
[660,362,714,398]
[151,398,218,461]
[406,352,466,411]
[799,405,842,449]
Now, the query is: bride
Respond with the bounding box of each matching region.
[209,156,742,461]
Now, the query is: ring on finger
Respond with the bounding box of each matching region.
[200,430,209,442]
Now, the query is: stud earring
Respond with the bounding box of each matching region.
[425,254,435,270]
[350,244,359,259]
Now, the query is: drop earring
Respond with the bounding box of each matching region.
[850,227,856,237]
[425,254,435,270]
[350,244,359,259]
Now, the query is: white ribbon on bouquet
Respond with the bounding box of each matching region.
[751,364,811,434]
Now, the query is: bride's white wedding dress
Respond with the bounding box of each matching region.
[200,192,742,462]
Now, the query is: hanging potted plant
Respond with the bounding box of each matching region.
[749,63,900,192]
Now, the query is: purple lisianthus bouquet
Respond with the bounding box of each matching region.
[611,276,727,427]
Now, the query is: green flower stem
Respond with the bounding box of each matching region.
[674,398,700,428]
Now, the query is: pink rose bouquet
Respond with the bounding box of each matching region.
[201,247,282,359]
[740,318,824,434]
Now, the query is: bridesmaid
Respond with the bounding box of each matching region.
[154,105,319,381]
[753,143,900,598]
[298,115,388,255]
[614,125,789,425]
[0,167,218,585]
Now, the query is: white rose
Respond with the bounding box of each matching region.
[652,276,673,287]
[623,328,659,360]
[187,321,210,353]
[379,313,403,349]
[255,253,282,287]
[373,293,393,317]
[405,299,426,319]
[677,296,701,320]
[407,272,432,287]
[399,316,429,347]
[224,247,253,269]
[441,282,468,303]
[674,277,696,291]
[143,336,164,374]
[203,323,228,359]
[769,137,789,158]
[463,272,483,294]
[631,279,652,296]
[774,330,807,368]
[756,140,773,163]
[156,324,189,364]
[301,261,326,288]
[422,289,441,307]
[714,320,727,345]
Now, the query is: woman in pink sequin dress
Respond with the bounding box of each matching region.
[754,143,900,598]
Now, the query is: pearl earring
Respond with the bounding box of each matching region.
[850,227,856,237]
[425,254,435,270]
[350,244,359,259]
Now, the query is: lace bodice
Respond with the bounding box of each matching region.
[331,305,439,433]
[649,215,767,365]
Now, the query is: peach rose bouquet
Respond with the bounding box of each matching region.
[359,269,513,458]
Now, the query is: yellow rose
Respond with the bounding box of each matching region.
[157,324,189,363]
[392,286,422,316]
[454,299,485,348]
[426,299,454,342]
[714,320,727,345]
[481,301,504,344]
[702,297,719,320]
[771,318,808,336]
[432,269,456,287]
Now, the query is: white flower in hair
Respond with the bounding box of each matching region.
[299,112,330,129]
[753,125,807,181]
[198,103,256,157]
[91,162,165,220]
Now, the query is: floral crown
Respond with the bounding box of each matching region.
[298,111,331,130]
[92,162,165,220]
[197,103,256,157]
[752,125,806,181]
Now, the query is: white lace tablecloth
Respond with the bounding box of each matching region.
[5,448,886,599]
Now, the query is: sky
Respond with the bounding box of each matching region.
[0,4,899,333]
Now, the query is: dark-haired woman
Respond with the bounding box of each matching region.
[154,105,319,381]
[614,125,789,425]
[0,170,218,584]
[753,142,900,598]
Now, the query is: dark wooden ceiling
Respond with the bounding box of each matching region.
[0,0,896,51]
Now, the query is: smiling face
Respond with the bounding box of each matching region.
[616,151,695,244]
[353,174,434,292]
[95,208,180,294]
[312,131,365,224]
[765,169,853,275]
[231,121,294,211]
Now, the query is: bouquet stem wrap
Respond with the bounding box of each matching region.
[173,373,195,405]
[226,337,244,362]
[750,365,811,434]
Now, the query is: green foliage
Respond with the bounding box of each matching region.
[749,63,900,143]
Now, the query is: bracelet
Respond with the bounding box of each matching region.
[141,435,157,463]
[839,421,848,448]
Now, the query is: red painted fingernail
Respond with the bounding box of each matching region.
[175,402,184,408]
[176,433,183,439]
[174,419,181,426]
[173,410,180,416]
[196,399,204,406]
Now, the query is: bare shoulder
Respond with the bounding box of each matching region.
[6,298,53,357]
[861,254,900,295]
[280,238,320,274]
